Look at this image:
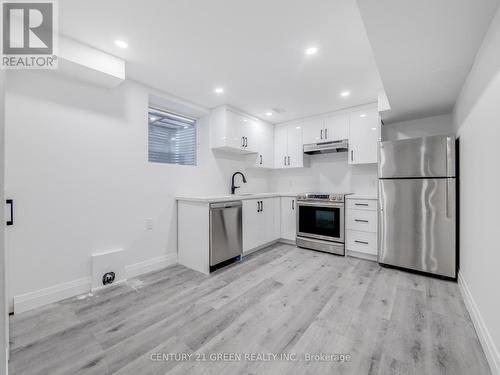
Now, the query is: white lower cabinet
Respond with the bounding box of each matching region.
[280,196,296,241]
[346,198,378,259]
[243,197,279,253]
[346,230,377,254]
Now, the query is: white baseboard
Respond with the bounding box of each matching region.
[458,271,500,375]
[243,240,280,256]
[13,277,91,314]
[125,253,178,279]
[346,249,377,262]
[278,238,296,245]
[12,253,178,314]
[90,278,127,293]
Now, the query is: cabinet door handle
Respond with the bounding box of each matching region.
[287,156,290,165]
[320,129,323,139]
[351,150,354,162]
[261,200,264,212]
[354,219,369,223]
[241,137,245,147]
[284,156,286,166]
[257,201,260,212]
[355,240,369,245]
[260,155,263,165]
[6,199,13,226]
[355,203,369,207]
[292,199,295,210]
[324,128,328,139]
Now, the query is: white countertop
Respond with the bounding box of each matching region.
[176,192,298,203]
[347,194,378,200]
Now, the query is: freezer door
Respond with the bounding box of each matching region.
[379,135,455,178]
[378,178,456,278]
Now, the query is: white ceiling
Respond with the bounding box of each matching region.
[357,0,499,124]
[60,0,383,123]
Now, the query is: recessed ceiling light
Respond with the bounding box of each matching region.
[340,91,351,97]
[266,112,273,117]
[114,40,128,49]
[371,127,377,130]
[149,116,157,121]
[296,126,301,129]
[214,87,224,94]
[360,114,367,118]
[305,46,318,56]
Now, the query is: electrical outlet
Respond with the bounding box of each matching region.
[145,218,153,230]
[102,272,115,285]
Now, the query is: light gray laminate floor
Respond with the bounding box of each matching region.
[9,244,491,375]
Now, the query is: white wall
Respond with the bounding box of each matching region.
[5,70,269,309]
[0,70,8,373]
[382,113,454,141]
[454,7,500,375]
[269,153,378,195]
[5,70,381,311]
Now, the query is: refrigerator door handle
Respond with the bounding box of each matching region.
[378,183,384,262]
[446,179,450,219]
[446,136,454,177]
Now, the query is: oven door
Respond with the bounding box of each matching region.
[297,201,344,242]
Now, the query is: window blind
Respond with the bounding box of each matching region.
[148,107,197,166]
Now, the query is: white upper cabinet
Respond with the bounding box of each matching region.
[241,117,259,153]
[210,106,264,154]
[348,108,380,165]
[301,114,349,145]
[246,118,274,168]
[288,125,303,168]
[274,124,288,168]
[324,113,349,142]
[211,104,380,167]
[274,123,304,169]
[301,118,324,145]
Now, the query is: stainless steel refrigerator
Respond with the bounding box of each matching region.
[378,134,456,278]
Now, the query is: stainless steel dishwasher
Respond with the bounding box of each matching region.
[209,201,242,269]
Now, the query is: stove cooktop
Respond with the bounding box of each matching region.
[297,192,352,202]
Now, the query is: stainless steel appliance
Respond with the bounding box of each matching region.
[296,193,348,255]
[303,140,348,155]
[209,201,242,269]
[378,134,457,279]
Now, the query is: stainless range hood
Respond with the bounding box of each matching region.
[303,140,348,155]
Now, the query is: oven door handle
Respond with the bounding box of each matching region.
[296,201,344,208]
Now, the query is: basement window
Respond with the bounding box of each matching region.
[148,107,197,166]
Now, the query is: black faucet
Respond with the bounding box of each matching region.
[231,172,247,195]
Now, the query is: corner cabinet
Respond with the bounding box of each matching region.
[348,108,380,165]
[246,118,275,169]
[274,123,304,169]
[210,105,263,154]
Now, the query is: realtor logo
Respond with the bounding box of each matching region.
[1,0,58,69]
